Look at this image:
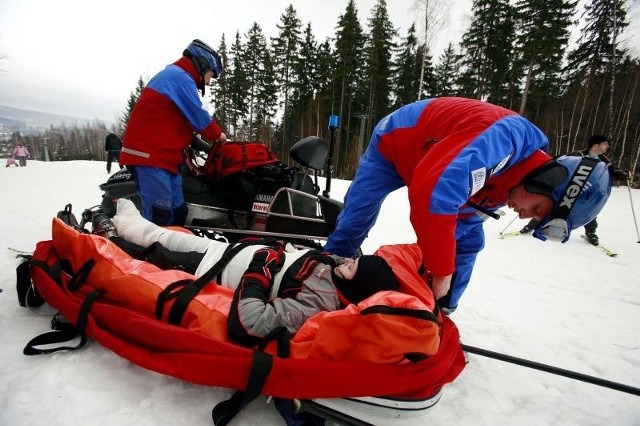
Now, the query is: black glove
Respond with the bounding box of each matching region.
[612,168,630,181]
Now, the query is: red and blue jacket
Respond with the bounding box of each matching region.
[325,97,551,308]
[120,57,223,174]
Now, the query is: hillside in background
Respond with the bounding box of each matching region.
[0,104,111,135]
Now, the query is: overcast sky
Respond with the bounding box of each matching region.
[0,0,638,124]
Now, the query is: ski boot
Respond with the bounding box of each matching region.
[585,232,599,246]
[91,211,117,238]
[519,225,533,234]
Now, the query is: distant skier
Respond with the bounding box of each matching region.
[5,154,19,167]
[13,142,30,167]
[104,133,123,173]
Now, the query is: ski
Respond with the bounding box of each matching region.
[580,235,617,257]
[8,247,32,255]
[499,231,523,239]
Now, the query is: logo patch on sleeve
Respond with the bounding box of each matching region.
[470,167,487,195]
[491,152,513,176]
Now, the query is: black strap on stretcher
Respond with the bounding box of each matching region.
[18,255,102,355]
[212,326,290,426]
[155,237,281,326]
[16,256,46,308]
[23,290,102,355]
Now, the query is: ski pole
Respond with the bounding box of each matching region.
[461,344,640,397]
[627,179,640,243]
[499,214,519,236]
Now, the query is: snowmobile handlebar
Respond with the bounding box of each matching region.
[190,135,214,153]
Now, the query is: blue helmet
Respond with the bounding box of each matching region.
[184,39,223,79]
[522,155,611,242]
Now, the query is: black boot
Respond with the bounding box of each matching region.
[520,218,539,234]
[584,218,598,245]
[585,232,599,246]
[92,212,117,238]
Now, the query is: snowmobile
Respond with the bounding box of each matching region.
[97,134,343,243]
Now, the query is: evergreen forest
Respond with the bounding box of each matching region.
[13,0,640,182]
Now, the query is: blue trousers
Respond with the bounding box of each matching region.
[133,166,187,226]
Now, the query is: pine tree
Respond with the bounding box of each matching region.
[227,32,250,139]
[120,76,145,133]
[565,0,629,81]
[391,24,421,108]
[312,38,338,137]
[515,0,576,119]
[417,43,437,99]
[564,0,629,138]
[458,0,516,104]
[254,48,278,146]
[361,0,397,137]
[293,22,321,137]
[333,0,366,176]
[271,5,303,158]
[209,35,230,130]
[241,23,271,141]
[413,0,449,99]
[433,43,461,96]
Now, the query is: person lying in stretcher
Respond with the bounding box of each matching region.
[109,199,400,346]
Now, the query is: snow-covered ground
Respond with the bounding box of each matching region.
[1,160,639,425]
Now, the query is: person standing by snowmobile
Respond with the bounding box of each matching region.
[120,39,227,226]
[325,97,612,314]
[520,134,630,246]
[104,133,123,173]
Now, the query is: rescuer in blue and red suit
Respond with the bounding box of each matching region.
[325,97,612,313]
[121,39,227,226]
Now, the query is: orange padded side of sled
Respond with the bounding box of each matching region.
[51,219,445,363]
[51,218,234,342]
[31,227,466,399]
[291,292,440,362]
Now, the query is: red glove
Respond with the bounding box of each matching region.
[228,243,286,347]
[242,244,285,290]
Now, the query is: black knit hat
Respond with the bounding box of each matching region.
[588,134,610,147]
[332,255,400,304]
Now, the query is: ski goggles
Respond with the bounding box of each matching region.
[533,216,572,242]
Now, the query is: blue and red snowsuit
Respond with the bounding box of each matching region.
[325,97,552,309]
[120,57,223,225]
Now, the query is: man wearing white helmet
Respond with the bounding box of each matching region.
[121,39,227,226]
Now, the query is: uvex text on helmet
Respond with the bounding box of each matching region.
[526,156,611,242]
